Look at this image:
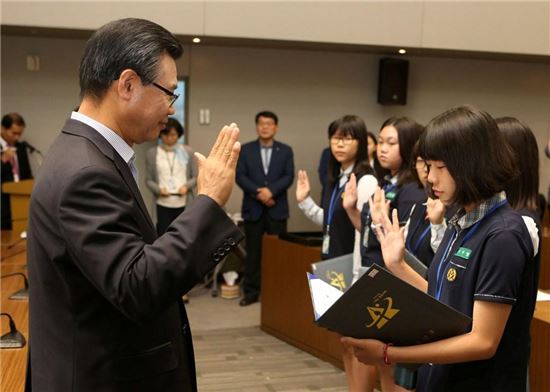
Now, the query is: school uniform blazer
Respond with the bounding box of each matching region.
[26,119,243,392]
[236,139,294,221]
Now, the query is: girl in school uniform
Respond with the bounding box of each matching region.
[296,114,378,391]
[342,106,539,392]
[402,142,449,268]
[354,117,426,269]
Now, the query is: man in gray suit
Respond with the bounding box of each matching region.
[27,18,242,391]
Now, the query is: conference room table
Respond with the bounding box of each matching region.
[1,230,29,392]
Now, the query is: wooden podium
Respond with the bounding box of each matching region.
[260,234,344,369]
[2,179,33,235]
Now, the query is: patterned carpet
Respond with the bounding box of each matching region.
[194,326,347,392]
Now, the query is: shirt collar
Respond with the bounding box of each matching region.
[449,191,507,231]
[0,136,8,150]
[71,111,135,164]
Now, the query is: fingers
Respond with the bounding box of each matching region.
[210,123,240,160]
[194,151,206,169]
[225,141,241,170]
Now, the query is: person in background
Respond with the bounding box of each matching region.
[297,114,378,392]
[359,117,426,268]
[317,121,337,206]
[1,112,33,230]
[236,110,294,306]
[146,117,197,235]
[343,106,538,392]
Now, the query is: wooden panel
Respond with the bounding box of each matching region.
[260,235,343,369]
[531,300,550,392]
[1,236,28,392]
[539,208,550,290]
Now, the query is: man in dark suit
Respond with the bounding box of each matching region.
[1,112,33,229]
[236,111,294,306]
[27,18,243,392]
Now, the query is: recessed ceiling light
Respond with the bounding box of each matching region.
[192,37,201,44]
[398,49,406,54]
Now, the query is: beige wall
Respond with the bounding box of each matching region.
[2,35,549,231]
[2,1,550,56]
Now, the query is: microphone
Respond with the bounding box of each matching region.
[0,272,29,300]
[0,313,26,349]
[21,140,42,155]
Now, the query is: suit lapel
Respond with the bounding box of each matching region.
[62,119,156,232]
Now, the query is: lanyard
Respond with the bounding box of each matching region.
[164,148,176,176]
[434,199,507,300]
[326,180,346,229]
[383,182,397,194]
[407,224,431,256]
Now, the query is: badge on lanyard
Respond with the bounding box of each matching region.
[322,232,330,255]
[167,177,177,192]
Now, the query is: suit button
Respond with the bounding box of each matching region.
[212,253,221,262]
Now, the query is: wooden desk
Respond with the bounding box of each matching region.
[530,298,550,392]
[260,235,343,369]
[1,179,33,235]
[1,233,28,392]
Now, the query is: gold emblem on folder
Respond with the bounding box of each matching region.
[366,297,400,329]
[447,268,457,282]
[326,271,346,291]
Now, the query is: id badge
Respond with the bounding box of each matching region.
[322,234,330,255]
[362,227,369,247]
[167,177,177,192]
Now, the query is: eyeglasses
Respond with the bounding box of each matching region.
[152,82,179,107]
[330,136,355,145]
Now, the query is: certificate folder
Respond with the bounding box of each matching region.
[311,253,354,292]
[307,265,471,346]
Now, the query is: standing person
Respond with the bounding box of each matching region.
[342,106,538,392]
[360,117,426,268]
[296,115,378,391]
[236,111,294,306]
[317,121,337,206]
[146,117,197,235]
[27,18,243,392]
[1,113,33,229]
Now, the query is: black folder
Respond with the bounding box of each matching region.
[311,253,354,292]
[308,264,471,346]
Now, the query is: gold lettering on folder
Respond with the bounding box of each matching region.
[326,271,347,291]
[366,297,400,329]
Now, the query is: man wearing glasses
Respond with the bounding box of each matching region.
[27,18,243,392]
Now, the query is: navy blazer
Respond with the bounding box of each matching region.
[236,139,294,221]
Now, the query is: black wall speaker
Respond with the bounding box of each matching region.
[377,58,409,105]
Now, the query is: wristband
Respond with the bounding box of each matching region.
[383,343,393,365]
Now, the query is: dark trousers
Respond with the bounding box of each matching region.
[156,204,186,235]
[243,211,287,299]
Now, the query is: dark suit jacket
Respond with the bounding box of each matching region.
[1,141,33,229]
[27,119,243,392]
[236,140,294,221]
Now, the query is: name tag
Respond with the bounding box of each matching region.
[455,247,472,260]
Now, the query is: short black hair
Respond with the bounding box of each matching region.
[327,115,374,184]
[379,116,424,186]
[496,116,539,212]
[160,117,184,138]
[79,18,183,100]
[409,140,425,188]
[420,105,517,207]
[255,111,278,125]
[1,113,26,129]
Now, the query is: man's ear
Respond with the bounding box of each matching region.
[116,69,139,101]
